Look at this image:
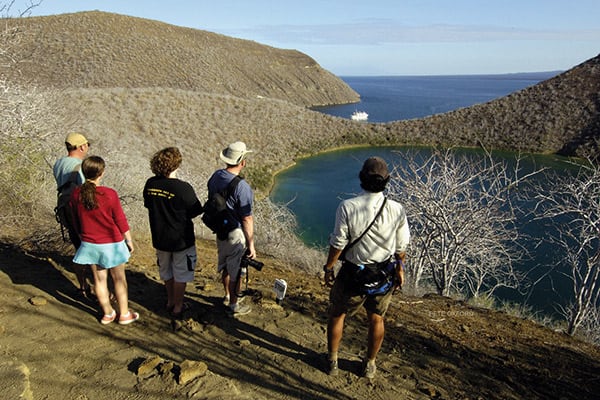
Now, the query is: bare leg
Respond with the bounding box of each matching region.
[366,311,385,361]
[222,269,230,298]
[228,278,242,306]
[73,263,89,289]
[109,264,130,316]
[91,265,112,315]
[327,313,346,358]
[165,278,174,309]
[171,281,187,314]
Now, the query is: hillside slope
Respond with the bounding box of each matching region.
[1,10,600,400]
[2,11,599,157]
[389,54,600,155]
[3,11,359,107]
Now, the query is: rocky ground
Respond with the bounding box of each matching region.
[1,237,599,400]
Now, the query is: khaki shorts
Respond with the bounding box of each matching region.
[216,228,246,282]
[156,246,197,283]
[328,268,394,317]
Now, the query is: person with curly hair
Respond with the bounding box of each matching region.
[70,156,139,325]
[143,147,203,321]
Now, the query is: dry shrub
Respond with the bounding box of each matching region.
[0,82,64,240]
[253,197,324,274]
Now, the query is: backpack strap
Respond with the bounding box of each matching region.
[223,175,242,201]
[57,162,82,193]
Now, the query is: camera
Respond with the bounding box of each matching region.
[241,256,264,271]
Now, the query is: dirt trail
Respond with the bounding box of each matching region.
[1,239,599,400]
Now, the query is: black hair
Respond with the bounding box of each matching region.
[359,171,390,193]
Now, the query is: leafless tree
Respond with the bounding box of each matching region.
[387,148,539,299]
[252,196,324,273]
[0,1,42,68]
[0,0,61,237]
[533,157,600,336]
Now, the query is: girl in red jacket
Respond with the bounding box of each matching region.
[71,156,139,325]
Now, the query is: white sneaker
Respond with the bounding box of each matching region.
[223,295,244,306]
[363,361,376,379]
[229,303,251,316]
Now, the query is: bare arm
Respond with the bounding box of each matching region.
[323,246,343,287]
[123,230,134,253]
[241,215,255,258]
[394,251,406,289]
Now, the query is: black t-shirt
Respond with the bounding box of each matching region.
[143,176,203,252]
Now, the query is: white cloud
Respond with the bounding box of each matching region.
[224,19,600,46]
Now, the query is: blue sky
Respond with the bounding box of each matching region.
[20,0,600,76]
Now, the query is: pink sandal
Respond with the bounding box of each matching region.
[100,310,117,325]
[118,310,140,325]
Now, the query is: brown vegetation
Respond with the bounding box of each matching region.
[3,11,359,107]
[1,10,600,400]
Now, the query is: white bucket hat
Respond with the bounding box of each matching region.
[220,141,253,165]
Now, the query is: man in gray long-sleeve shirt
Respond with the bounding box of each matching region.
[323,156,410,379]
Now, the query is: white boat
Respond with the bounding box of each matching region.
[351,110,368,121]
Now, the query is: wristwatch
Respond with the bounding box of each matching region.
[323,265,333,273]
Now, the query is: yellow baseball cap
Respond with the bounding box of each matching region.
[65,132,89,147]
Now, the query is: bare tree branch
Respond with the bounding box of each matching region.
[533,157,600,335]
[387,148,540,299]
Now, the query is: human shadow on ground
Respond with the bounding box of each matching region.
[180,291,357,400]
[0,242,168,323]
[0,242,98,315]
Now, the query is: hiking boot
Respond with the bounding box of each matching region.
[328,359,339,376]
[363,361,376,379]
[229,302,251,316]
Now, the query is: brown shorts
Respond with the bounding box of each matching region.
[328,270,394,317]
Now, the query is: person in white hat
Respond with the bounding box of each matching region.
[206,141,256,316]
[52,132,91,298]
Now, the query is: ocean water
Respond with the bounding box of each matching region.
[314,72,560,123]
[270,146,576,314]
[272,72,571,314]
[280,72,562,244]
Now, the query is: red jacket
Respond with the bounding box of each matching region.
[70,186,130,244]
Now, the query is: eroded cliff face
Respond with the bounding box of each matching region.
[3,11,359,107]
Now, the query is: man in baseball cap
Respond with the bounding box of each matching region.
[53,132,91,298]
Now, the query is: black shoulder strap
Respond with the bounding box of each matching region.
[223,175,242,199]
[57,163,81,193]
[342,197,387,254]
